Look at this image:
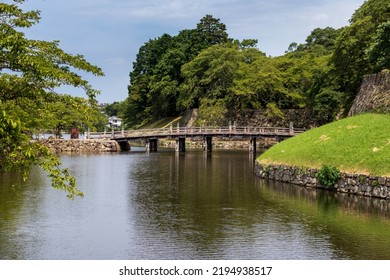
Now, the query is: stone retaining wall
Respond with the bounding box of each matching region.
[255,161,390,200]
[348,71,390,116]
[160,138,278,150]
[40,139,120,154]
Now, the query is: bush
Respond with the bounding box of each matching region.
[316,165,341,188]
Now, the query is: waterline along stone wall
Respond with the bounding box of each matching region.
[255,162,390,200]
[39,139,120,153]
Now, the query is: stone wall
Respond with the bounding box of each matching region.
[233,108,317,129]
[40,139,120,154]
[182,108,317,129]
[255,161,390,200]
[348,70,390,116]
[160,138,278,150]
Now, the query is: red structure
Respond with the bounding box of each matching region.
[70,127,79,139]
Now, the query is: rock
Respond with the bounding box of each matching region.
[378,177,386,185]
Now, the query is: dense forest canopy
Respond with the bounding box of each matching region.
[123,0,390,128]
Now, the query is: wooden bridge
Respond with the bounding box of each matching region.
[88,126,305,153]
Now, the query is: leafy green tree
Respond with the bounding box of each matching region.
[0,1,104,198]
[332,18,375,105]
[42,94,106,137]
[125,34,174,127]
[239,39,258,49]
[147,48,186,118]
[233,52,290,111]
[125,15,230,127]
[195,14,229,47]
[179,41,298,121]
[178,43,240,113]
[313,88,342,124]
[305,27,340,51]
[103,101,126,118]
[367,21,390,71]
[0,110,77,196]
[194,98,228,126]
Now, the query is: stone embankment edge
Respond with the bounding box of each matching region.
[39,139,120,154]
[254,161,390,200]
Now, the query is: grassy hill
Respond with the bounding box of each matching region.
[258,114,390,176]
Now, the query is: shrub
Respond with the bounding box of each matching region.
[316,165,341,188]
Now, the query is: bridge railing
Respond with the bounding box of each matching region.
[87,126,305,139]
[88,131,127,139]
[86,126,305,139]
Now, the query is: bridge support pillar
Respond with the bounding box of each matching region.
[176,137,186,152]
[249,137,256,154]
[203,136,212,152]
[146,138,158,152]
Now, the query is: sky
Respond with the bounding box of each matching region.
[18,0,366,104]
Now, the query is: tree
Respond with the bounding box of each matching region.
[331,18,375,106]
[42,94,106,137]
[313,88,342,124]
[125,34,173,127]
[125,15,230,127]
[0,1,104,198]
[195,14,229,47]
[179,41,296,121]
[178,43,241,113]
[305,27,340,50]
[233,53,291,111]
[0,110,76,195]
[367,22,390,71]
[103,101,126,118]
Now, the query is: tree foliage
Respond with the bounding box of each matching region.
[0,0,104,198]
[367,21,390,71]
[125,15,229,127]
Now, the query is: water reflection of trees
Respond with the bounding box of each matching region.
[0,172,33,259]
[129,151,268,258]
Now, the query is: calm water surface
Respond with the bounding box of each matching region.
[1,149,390,260]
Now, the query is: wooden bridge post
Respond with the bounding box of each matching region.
[175,137,186,152]
[145,138,158,152]
[289,122,294,135]
[249,137,256,154]
[203,136,212,152]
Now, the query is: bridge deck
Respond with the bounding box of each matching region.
[89,126,305,141]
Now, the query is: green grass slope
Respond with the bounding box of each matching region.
[139,116,183,129]
[258,113,390,176]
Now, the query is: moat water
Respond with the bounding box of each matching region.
[1,149,390,259]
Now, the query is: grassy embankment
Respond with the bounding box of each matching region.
[139,116,183,129]
[258,113,390,177]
